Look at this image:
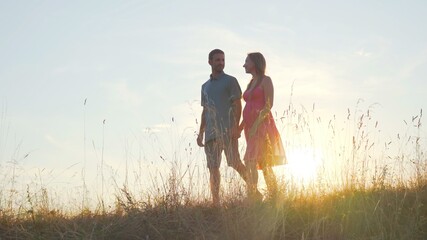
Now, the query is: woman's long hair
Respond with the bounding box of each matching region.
[246,52,266,91]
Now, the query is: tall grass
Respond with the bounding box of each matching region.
[0,102,425,239]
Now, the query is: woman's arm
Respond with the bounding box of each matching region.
[249,76,274,137]
[263,76,274,110]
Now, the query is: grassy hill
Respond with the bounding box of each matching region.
[0,179,426,239]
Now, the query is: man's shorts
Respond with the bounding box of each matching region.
[204,137,241,169]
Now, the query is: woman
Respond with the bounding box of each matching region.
[239,52,286,199]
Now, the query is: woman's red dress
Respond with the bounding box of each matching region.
[243,83,286,169]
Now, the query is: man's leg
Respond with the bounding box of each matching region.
[233,162,248,182]
[225,137,263,200]
[209,167,220,205]
[225,137,248,181]
[205,139,222,205]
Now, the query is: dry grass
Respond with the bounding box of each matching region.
[0,182,426,239]
[0,103,426,239]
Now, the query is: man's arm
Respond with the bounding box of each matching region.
[197,107,206,147]
[231,98,242,139]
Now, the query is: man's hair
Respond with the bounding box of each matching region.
[208,49,224,61]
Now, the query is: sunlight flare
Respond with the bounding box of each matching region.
[284,147,323,184]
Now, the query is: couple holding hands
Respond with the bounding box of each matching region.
[197,49,286,205]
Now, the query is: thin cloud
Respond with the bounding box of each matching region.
[248,23,295,36]
[102,81,143,107]
[143,124,171,133]
[355,49,372,57]
[45,134,63,149]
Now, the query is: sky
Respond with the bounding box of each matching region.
[1,1,426,207]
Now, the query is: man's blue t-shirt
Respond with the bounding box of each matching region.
[201,72,242,142]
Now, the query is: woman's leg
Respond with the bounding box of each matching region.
[262,166,278,195]
[246,160,259,198]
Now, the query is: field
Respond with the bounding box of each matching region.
[0,104,426,239]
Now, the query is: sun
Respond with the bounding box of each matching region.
[279,147,323,184]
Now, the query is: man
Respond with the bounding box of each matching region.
[197,49,248,205]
